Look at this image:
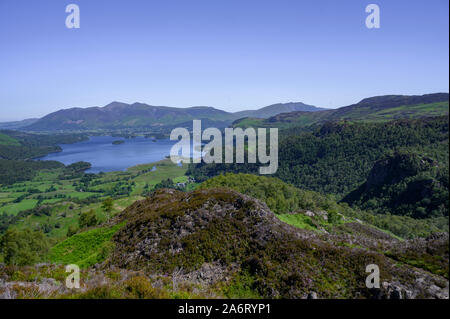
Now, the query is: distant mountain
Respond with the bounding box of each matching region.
[0,118,38,130]
[21,93,448,132]
[233,102,325,119]
[25,102,236,131]
[234,93,449,129]
[23,101,322,132]
[328,93,449,121]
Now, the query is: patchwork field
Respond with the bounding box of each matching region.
[0,159,191,239]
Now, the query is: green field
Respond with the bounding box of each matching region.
[0,133,20,146]
[233,101,450,130]
[0,158,189,240]
[340,102,449,121]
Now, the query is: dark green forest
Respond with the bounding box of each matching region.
[187,116,449,219]
[0,131,87,185]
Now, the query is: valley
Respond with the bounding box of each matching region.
[0,158,190,237]
[0,93,448,299]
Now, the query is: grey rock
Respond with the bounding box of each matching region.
[307,292,318,299]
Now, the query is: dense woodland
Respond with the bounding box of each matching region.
[0,131,87,185]
[187,116,449,219]
[199,173,448,239]
[0,159,64,186]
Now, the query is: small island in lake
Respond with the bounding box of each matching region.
[112,140,125,145]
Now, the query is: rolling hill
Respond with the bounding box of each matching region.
[27,186,448,299]
[0,118,38,130]
[233,93,449,129]
[188,115,449,222]
[233,102,325,119]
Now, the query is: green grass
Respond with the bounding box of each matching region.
[1,158,188,242]
[277,213,318,231]
[1,159,186,208]
[234,102,449,130]
[0,132,20,146]
[8,196,143,239]
[232,118,265,129]
[2,199,38,215]
[362,102,449,120]
[222,271,261,298]
[47,222,125,268]
[130,159,187,194]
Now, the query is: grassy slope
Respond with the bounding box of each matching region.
[233,101,449,130]
[47,222,125,268]
[335,102,449,121]
[277,213,320,231]
[199,173,446,239]
[232,118,265,129]
[0,133,20,146]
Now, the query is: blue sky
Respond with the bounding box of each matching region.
[0,0,448,121]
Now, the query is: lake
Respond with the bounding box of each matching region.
[37,136,178,173]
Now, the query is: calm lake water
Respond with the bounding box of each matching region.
[37,136,178,173]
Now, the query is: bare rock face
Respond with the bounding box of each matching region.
[375,278,449,299]
[104,188,448,299]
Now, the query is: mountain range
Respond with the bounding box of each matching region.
[19,101,323,132]
[3,93,448,132]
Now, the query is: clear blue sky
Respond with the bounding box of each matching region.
[0,0,448,121]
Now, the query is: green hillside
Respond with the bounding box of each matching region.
[188,116,449,220]
[342,151,449,218]
[0,133,20,146]
[198,173,447,239]
[233,93,449,130]
[47,222,124,268]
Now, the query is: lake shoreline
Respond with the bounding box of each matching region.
[35,135,177,174]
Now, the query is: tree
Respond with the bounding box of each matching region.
[0,228,49,266]
[153,178,175,191]
[101,197,114,214]
[67,224,79,237]
[79,209,98,228]
[327,210,342,224]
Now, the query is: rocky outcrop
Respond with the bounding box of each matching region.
[342,151,448,218]
[106,188,448,299]
[0,188,447,299]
